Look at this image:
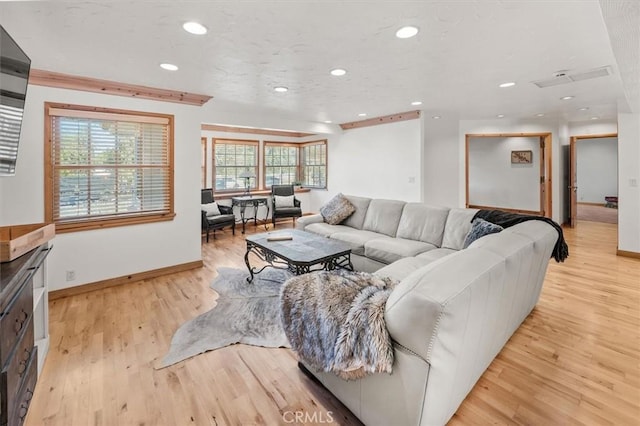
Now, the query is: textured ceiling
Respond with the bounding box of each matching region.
[0,0,637,125]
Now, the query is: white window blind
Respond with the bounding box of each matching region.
[47,105,173,227]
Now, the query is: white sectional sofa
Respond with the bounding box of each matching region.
[294,195,559,425]
[296,196,480,274]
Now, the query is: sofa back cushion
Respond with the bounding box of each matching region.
[341,195,372,230]
[362,199,406,237]
[396,203,450,246]
[441,208,479,250]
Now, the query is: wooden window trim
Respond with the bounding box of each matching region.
[212,138,260,194]
[201,137,207,189]
[44,102,175,233]
[300,139,328,189]
[263,141,301,190]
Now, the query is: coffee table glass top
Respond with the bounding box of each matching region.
[245,229,351,263]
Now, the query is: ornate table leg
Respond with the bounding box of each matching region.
[245,243,255,282]
[239,204,247,234]
[253,201,259,227]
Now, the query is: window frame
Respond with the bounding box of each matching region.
[44,102,175,233]
[300,139,328,189]
[201,136,207,189]
[263,141,301,189]
[212,138,260,193]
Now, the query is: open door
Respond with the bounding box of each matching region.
[465,132,552,218]
[569,136,578,227]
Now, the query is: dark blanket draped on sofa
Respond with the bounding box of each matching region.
[472,210,569,262]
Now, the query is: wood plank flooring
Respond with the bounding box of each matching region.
[25,220,639,425]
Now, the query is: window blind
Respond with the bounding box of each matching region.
[48,106,173,225]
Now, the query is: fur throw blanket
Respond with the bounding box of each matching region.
[280,270,398,380]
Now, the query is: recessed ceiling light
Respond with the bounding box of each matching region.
[395,26,419,39]
[330,68,347,76]
[324,120,332,124]
[358,113,367,117]
[411,101,423,106]
[274,86,288,92]
[183,21,207,35]
[499,82,516,88]
[432,115,441,119]
[578,107,589,111]
[497,114,505,118]
[160,63,178,71]
[536,113,545,117]
[560,96,574,100]
[590,116,599,120]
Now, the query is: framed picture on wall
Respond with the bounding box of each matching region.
[511,150,533,164]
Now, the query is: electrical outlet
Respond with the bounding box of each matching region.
[630,178,638,188]
[66,270,76,281]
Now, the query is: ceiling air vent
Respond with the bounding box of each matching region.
[532,66,613,88]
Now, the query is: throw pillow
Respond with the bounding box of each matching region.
[463,218,503,249]
[320,193,356,225]
[274,195,295,208]
[462,218,504,248]
[201,202,221,217]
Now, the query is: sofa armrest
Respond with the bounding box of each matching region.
[294,197,301,208]
[296,214,323,230]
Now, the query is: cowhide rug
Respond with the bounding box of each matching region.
[158,267,291,368]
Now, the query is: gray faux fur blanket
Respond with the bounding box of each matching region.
[280,270,398,380]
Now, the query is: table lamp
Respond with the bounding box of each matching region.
[239,171,255,197]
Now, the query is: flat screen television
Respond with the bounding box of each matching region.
[0,24,31,176]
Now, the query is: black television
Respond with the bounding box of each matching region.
[0,24,31,176]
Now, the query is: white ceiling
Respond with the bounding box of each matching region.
[1,0,638,125]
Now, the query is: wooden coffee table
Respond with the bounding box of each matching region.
[244,229,353,282]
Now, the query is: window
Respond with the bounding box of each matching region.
[213,139,259,192]
[301,140,327,188]
[201,137,207,188]
[264,142,298,187]
[45,103,175,232]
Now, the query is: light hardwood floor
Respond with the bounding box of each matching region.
[25,220,639,425]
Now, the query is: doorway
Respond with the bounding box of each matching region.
[465,133,552,218]
[568,133,618,227]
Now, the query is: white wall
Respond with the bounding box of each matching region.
[423,115,460,207]
[468,136,540,211]
[0,85,203,291]
[617,112,640,253]
[576,137,618,203]
[308,119,423,212]
[460,119,562,222]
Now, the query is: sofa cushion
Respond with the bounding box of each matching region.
[320,193,356,225]
[330,230,390,256]
[341,195,372,230]
[365,238,437,265]
[463,218,503,249]
[206,214,235,224]
[375,257,434,282]
[416,248,457,263]
[305,222,353,237]
[396,203,450,246]
[441,208,479,250]
[362,199,407,237]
